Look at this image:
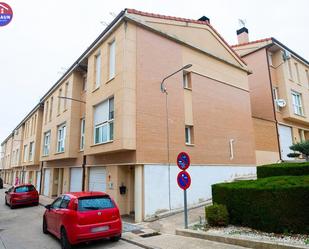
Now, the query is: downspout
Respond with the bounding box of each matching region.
[266,47,282,161]
[40,161,44,195]
[82,155,86,191]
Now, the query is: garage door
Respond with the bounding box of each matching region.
[36,171,41,193]
[88,167,106,192]
[70,168,83,192]
[278,125,293,160]
[43,169,50,196]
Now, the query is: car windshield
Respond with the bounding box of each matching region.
[15,185,35,193]
[78,196,114,211]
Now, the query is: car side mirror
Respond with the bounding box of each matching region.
[5,191,8,194]
[45,204,51,210]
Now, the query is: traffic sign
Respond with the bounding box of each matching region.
[177,171,191,190]
[177,152,190,170]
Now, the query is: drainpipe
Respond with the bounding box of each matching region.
[266,48,282,161]
[82,155,86,191]
[40,161,44,195]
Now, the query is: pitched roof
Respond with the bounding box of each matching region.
[126,9,246,66]
[231,38,272,48]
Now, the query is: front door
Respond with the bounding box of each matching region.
[278,125,293,160]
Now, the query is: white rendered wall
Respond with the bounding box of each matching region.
[143,164,256,218]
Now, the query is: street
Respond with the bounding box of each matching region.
[0,188,141,249]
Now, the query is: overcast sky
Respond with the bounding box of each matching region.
[0,0,308,143]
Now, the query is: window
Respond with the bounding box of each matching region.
[60,195,71,209]
[94,97,114,144]
[23,145,28,162]
[291,91,304,116]
[272,87,279,111]
[64,82,69,110]
[16,149,19,165]
[57,89,62,114]
[29,142,34,162]
[185,126,194,145]
[57,124,66,153]
[299,129,305,142]
[288,59,293,80]
[95,53,101,88]
[45,101,49,123]
[78,196,114,211]
[12,151,15,165]
[295,63,300,83]
[49,97,53,121]
[43,131,50,156]
[183,72,192,89]
[51,197,63,209]
[268,52,273,66]
[306,70,309,89]
[33,114,37,135]
[80,118,85,150]
[109,40,116,79]
[82,74,87,91]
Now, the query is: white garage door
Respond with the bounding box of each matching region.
[70,168,83,192]
[36,171,41,193]
[278,125,293,160]
[88,167,106,192]
[43,169,51,196]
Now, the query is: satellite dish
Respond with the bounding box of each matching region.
[276,99,287,108]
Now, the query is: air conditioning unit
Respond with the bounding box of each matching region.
[282,50,291,61]
[276,99,287,108]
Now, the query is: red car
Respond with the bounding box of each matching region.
[43,192,122,249]
[5,184,39,209]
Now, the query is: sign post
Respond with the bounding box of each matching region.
[177,152,191,229]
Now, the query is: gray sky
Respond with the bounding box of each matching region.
[1,0,308,143]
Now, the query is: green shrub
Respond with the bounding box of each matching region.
[212,175,309,233]
[205,203,229,227]
[290,141,309,162]
[257,162,309,178]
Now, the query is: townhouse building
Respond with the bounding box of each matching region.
[1,9,257,222]
[232,28,309,165]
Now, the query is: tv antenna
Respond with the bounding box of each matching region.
[238,19,247,28]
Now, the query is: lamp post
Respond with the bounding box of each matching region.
[160,64,192,210]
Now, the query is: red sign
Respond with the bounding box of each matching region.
[177,152,190,170]
[0,2,13,26]
[177,171,191,190]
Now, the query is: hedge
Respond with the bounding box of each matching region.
[257,162,309,178]
[212,175,309,233]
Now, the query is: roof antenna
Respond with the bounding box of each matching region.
[238,19,247,28]
[109,12,116,18]
[100,20,109,26]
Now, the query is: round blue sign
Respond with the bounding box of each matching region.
[177,152,190,170]
[177,171,191,190]
[0,3,13,27]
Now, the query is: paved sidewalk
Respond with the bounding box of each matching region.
[39,194,55,206]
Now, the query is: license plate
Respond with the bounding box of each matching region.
[91,226,109,233]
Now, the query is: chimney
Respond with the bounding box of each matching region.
[236,27,249,44]
[198,16,210,23]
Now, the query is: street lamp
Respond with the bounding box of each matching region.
[160,64,192,210]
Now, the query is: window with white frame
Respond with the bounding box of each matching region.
[268,52,273,66]
[16,149,19,165]
[29,142,34,161]
[80,118,85,150]
[272,87,279,111]
[49,97,53,121]
[43,131,50,156]
[57,124,66,153]
[288,59,293,80]
[291,91,304,116]
[64,82,69,110]
[109,40,116,79]
[94,97,114,144]
[95,53,101,88]
[183,72,192,89]
[44,101,49,124]
[23,145,28,162]
[82,74,87,91]
[295,63,300,83]
[185,125,194,145]
[306,70,309,89]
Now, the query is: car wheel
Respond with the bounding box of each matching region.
[60,228,72,249]
[42,217,48,234]
[5,197,8,206]
[110,234,121,242]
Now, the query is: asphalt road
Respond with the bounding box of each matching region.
[0,188,141,249]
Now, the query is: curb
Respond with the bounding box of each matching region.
[121,237,157,249]
[176,229,308,249]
